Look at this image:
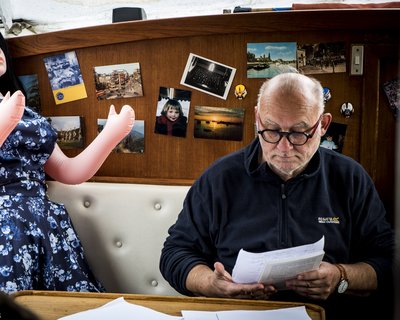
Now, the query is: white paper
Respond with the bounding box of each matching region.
[182,310,218,320]
[182,306,311,320]
[58,297,183,320]
[232,237,325,288]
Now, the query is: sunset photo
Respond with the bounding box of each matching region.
[194,106,245,141]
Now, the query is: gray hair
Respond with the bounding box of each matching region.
[257,73,325,114]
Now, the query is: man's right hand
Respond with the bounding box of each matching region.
[186,262,277,300]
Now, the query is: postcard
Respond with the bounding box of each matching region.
[154,87,191,138]
[320,122,347,153]
[94,62,143,100]
[181,53,236,100]
[194,106,245,141]
[48,115,84,149]
[43,51,87,105]
[247,42,297,78]
[18,74,41,113]
[297,41,347,74]
[98,119,145,153]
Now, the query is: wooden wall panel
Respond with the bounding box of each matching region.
[7,10,400,190]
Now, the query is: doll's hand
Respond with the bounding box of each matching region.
[45,104,135,184]
[0,90,25,126]
[103,104,135,141]
[0,91,25,146]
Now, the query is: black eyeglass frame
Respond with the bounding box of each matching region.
[257,115,323,146]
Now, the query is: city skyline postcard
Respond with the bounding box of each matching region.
[94,62,143,100]
[194,106,245,141]
[43,51,87,105]
[247,42,297,78]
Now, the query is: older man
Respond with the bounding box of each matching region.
[160,73,394,320]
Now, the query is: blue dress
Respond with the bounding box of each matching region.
[0,107,104,294]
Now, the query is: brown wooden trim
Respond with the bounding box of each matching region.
[88,176,194,186]
[13,290,325,320]
[7,9,400,58]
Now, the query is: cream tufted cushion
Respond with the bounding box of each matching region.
[46,181,190,295]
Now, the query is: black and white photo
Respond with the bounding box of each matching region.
[181,53,236,100]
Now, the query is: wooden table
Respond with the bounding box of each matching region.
[13,291,325,320]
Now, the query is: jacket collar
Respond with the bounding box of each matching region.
[244,138,321,183]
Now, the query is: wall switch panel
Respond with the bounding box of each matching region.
[350,45,364,75]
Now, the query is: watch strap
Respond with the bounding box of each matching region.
[334,263,349,294]
[334,263,348,282]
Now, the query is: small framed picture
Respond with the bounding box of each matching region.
[181,53,236,100]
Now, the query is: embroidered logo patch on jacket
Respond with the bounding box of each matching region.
[318,217,340,224]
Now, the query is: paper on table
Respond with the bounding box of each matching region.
[58,297,183,320]
[182,306,312,320]
[232,236,324,289]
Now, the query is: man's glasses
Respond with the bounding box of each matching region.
[257,116,322,146]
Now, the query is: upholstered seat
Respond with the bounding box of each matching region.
[47,181,190,295]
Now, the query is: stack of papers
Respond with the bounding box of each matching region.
[232,237,325,289]
[59,298,312,320]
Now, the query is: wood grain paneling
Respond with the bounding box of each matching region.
[6,10,400,219]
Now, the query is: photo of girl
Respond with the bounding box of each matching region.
[154,87,191,137]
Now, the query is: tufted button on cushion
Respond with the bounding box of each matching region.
[154,203,162,210]
[151,280,158,287]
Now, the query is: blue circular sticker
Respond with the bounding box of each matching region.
[56,92,64,101]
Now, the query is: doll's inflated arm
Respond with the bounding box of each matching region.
[0,91,25,147]
[45,105,135,184]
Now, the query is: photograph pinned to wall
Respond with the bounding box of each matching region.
[382,78,399,117]
[43,51,87,105]
[320,122,347,153]
[247,42,297,78]
[297,42,346,74]
[154,87,191,138]
[48,115,84,149]
[18,74,41,113]
[181,53,236,100]
[194,106,245,141]
[94,62,143,100]
[98,118,145,153]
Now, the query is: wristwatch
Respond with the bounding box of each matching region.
[334,264,349,294]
